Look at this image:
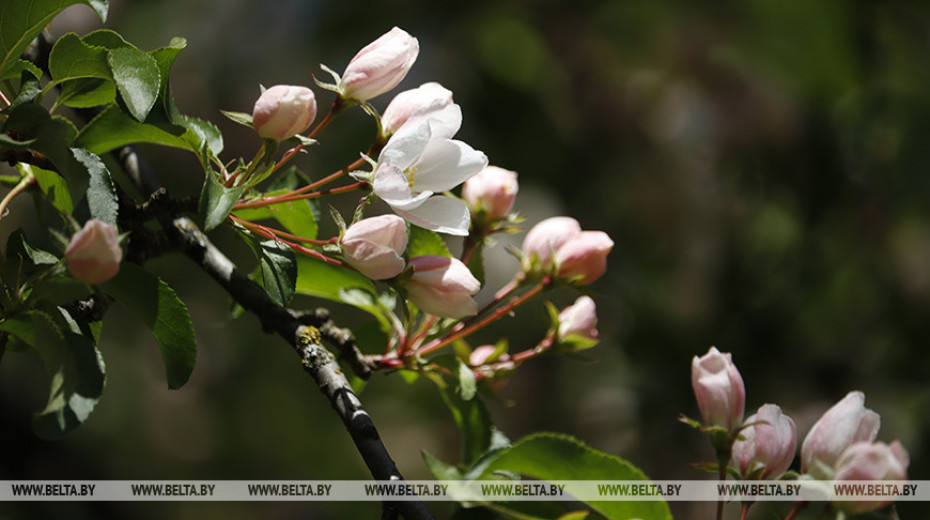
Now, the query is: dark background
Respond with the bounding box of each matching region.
[2,0,929,518]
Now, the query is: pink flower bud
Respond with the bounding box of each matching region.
[341,215,408,280]
[554,230,614,285]
[732,404,797,479]
[521,216,582,272]
[252,85,317,140]
[691,347,745,432]
[470,345,500,366]
[833,441,909,513]
[65,219,122,284]
[462,166,519,220]
[340,27,419,102]
[403,255,480,318]
[557,296,598,341]
[800,391,881,479]
[381,82,458,137]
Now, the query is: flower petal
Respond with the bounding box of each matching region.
[413,139,488,193]
[372,163,415,204]
[395,196,471,235]
[377,119,431,170]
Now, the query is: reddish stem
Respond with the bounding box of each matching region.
[271,105,338,173]
[509,336,555,363]
[415,278,549,357]
[739,503,751,520]
[783,501,806,520]
[230,215,344,266]
[233,181,367,209]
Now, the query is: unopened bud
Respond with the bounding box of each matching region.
[554,230,614,284]
[381,82,459,138]
[800,391,881,479]
[65,219,122,284]
[732,404,797,479]
[252,85,317,140]
[833,441,909,513]
[557,296,598,342]
[402,255,480,318]
[462,166,518,221]
[340,27,419,102]
[691,347,745,432]
[521,216,582,272]
[341,215,408,280]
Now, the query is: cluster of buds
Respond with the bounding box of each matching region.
[521,216,614,285]
[337,215,479,318]
[231,27,614,381]
[689,347,909,515]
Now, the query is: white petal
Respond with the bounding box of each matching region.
[372,164,415,203]
[412,139,488,193]
[423,104,462,140]
[396,196,471,235]
[378,119,431,170]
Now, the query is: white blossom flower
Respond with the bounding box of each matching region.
[372,113,487,235]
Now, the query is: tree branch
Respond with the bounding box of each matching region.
[123,152,430,520]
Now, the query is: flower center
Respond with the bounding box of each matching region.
[404,165,418,188]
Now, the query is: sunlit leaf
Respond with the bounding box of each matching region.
[73,104,188,154]
[72,148,117,225]
[407,224,452,258]
[232,188,319,240]
[199,173,248,231]
[473,433,673,520]
[48,32,115,108]
[18,163,74,215]
[107,46,160,122]
[0,0,108,83]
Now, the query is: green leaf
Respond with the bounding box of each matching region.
[422,450,465,481]
[72,148,117,225]
[32,275,92,306]
[49,33,111,80]
[102,263,197,389]
[48,32,115,108]
[474,433,673,520]
[407,224,452,258]
[0,58,42,83]
[295,255,377,304]
[18,163,74,215]
[81,28,131,50]
[0,0,108,83]
[457,357,477,401]
[2,103,82,180]
[199,173,248,231]
[0,310,106,439]
[147,37,186,123]
[107,46,160,122]
[220,110,254,128]
[429,360,494,466]
[74,104,187,154]
[250,239,297,307]
[16,232,60,266]
[233,188,319,240]
[337,287,393,332]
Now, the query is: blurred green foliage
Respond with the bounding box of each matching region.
[3,0,930,517]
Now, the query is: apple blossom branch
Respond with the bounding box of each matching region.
[112,145,430,519]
